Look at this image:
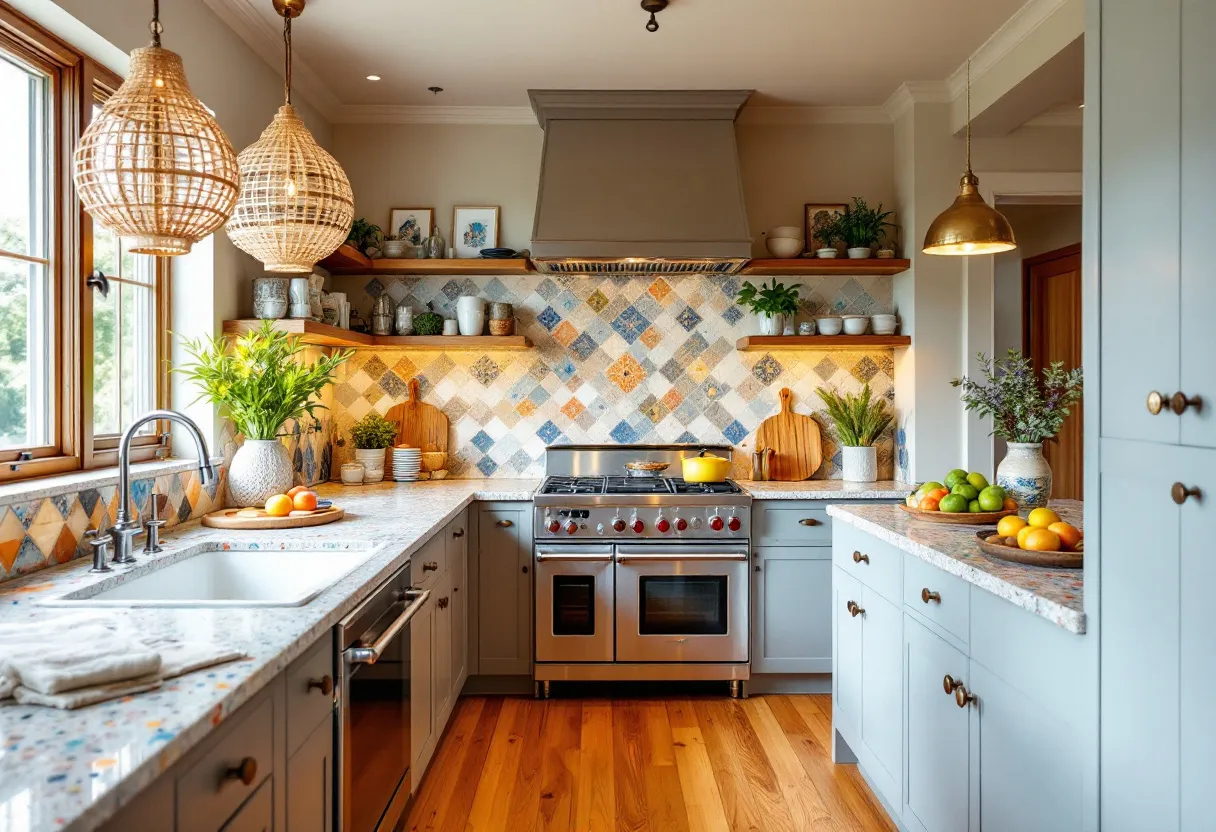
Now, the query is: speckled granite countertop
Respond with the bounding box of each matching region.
[0,479,538,832]
[827,500,1085,634]
[739,480,915,500]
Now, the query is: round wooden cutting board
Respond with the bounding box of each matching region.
[201,505,344,530]
[754,388,822,481]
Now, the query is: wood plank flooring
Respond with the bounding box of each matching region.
[403,695,895,832]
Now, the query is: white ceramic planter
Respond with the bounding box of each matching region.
[847,246,872,259]
[757,312,784,336]
[816,248,839,259]
[354,448,386,483]
[456,295,486,336]
[841,446,878,483]
[996,442,1053,508]
[228,439,294,506]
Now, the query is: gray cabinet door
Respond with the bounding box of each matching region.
[752,546,832,673]
[221,777,273,832]
[432,569,454,724]
[450,525,468,692]
[859,586,902,799]
[904,615,970,832]
[1100,0,1181,446]
[286,715,333,832]
[410,593,435,770]
[476,506,532,675]
[833,566,863,742]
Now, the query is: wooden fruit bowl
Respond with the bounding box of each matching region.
[897,503,1018,525]
[201,505,344,530]
[974,531,1083,569]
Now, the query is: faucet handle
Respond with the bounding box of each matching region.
[85,529,112,573]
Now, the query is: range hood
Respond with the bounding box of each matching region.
[528,90,754,275]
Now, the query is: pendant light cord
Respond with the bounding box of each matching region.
[964,59,972,175]
[283,15,292,104]
[149,0,162,47]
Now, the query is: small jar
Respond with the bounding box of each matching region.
[341,462,365,485]
[426,226,445,260]
[395,302,413,335]
[442,318,459,336]
[798,320,815,336]
[371,294,394,336]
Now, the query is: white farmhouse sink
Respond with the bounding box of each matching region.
[41,543,380,608]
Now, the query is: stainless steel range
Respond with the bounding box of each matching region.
[532,444,752,697]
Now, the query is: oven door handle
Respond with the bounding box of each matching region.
[535,553,614,562]
[615,552,748,563]
[343,589,431,665]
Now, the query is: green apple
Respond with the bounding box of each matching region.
[977,486,1005,512]
[916,481,945,500]
[966,472,990,490]
[951,483,979,501]
[969,499,983,513]
[939,493,968,513]
[945,469,969,489]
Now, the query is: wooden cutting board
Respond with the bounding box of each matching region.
[201,506,344,530]
[382,378,449,476]
[754,388,822,481]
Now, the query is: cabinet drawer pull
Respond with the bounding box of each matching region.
[224,757,258,788]
[438,597,449,609]
[921,588,941,604]
[422,561,439,572]
[955,684,976,708]
[1172,483,1201,505]
[521,565,528,574]
[307,675,333,696]
[452,527,465,538]
[943,674,960,695]
[846,600,865,617]
[496,519,514,528]
[852,550,869,564]
[799,518,822,526]
[1148,391,1204,415]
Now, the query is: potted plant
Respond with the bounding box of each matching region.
[178,321,351,505]
[837,197,895,259]
[811,213,842,258]
[952,350,1083,508]
[817,382,893,482]
[346,218,382,258]
[735,279,800,336]
[349,411,399,483]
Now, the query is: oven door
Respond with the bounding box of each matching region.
[614,544,749,663]
[535,545,615,663]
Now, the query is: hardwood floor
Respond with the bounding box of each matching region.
[403,694,896,832]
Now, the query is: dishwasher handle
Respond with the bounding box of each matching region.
[343,589,431,665]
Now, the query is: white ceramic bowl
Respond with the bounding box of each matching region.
[341,463,365,485]
[766,236,803,258]
[871,314,898,335]
[842,315,870,336]
[816,248,839,259]
[769,226,801,239]
[816,316,843,336]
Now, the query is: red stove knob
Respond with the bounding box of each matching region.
[709,515,725,532]
[727,516,741,532]
[547,520,561,533]
[656,517,671,533]
[564,521,578,535]
[631,518,645,533]
[612,518,627,533]
[675,517,688,532]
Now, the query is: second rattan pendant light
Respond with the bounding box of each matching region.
[226,0,353,273]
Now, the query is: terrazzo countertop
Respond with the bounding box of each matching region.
[827,500,1085,634]
[0,478,539,832]
[739,480,915,500]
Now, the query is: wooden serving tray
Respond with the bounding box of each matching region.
[897,503,1018,525]
[201,506,345,530]
[974,531,1083,569]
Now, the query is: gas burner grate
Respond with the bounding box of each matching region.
[603,477,676,495]
[670,478,743,495]
[540,476,605,495]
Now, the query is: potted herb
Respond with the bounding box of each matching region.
[346,218,382,258]
[178,321,351,505]
[349,411,399,483]
[812,213,842,258]
[952,350,1083,507]
[837,197,895,259]
[817,383,893,482]
[735,279,800,336]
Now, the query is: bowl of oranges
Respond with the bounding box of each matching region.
[976,507,1083,568]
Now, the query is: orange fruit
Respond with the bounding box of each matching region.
[926,488,950,502]
[292,490,318,512]
[265,494,293,517]
[1016,525,1037,549]
[1003,497,1018,511]
[287,485,309,498]
[1028,507,1061,528]
[996,515,1028,538]
[919,496,941,512]
[1048,521,1082,550]
[1023,528,1062,552]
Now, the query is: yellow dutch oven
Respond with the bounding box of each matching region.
[681,451,731,483]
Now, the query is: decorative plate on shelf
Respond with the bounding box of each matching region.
[897,503,1018,525]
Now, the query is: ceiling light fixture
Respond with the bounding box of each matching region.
[227,0,354,273]
[73,0,240,256]
[641,0,668,32]
[922,61,1017,256]
[366,74,380,81]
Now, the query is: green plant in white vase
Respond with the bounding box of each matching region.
[836,197,895,259]
[735,279,800,336]
[178,320,350,506]
[349,412,398,483]
[817,383,893,482]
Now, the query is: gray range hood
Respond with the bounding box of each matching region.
[528,90,754,275]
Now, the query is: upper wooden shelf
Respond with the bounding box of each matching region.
[222,319,533,350]
[740,258,910,276]
[736,335,911,351]
[319,244,534,276]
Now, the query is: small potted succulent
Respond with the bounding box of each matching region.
[350,411,399,483]
[735,279,800,336]
[837,197,895,259]
[817,382,893,483]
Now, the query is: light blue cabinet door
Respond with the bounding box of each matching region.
[753,546,832,673]
[833,566,863,742]
[1100,439,1181,832]
[904,615,970,832]
[1100,0,1181,445]
[860,586,902,797]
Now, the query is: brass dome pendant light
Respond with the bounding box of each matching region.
[922,62,1016,256]
[74,0,240,256]
[226,0,354,273]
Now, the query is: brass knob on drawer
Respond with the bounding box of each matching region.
[1171,392,1203,415]
[422,561,439,572]
[847,600,865,617]
[852,551,869,564]
[1172,483,1201,505]
[1147,391,1166,415]
[943,674,961,695]
[224,757,258,787]
[921,588,941,604]
[799,518,822,526]
[307,675,333,696]
[955,684,976,708]
[496,519,514,528]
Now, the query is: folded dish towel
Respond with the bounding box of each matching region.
[12,674,163,709]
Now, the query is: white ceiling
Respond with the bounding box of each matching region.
[208,0,1026,115]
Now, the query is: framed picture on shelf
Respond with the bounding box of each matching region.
[804,203,847,252]
[388,207,433,246]
[452,206,500,258]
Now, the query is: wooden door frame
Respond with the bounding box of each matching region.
[1021,242,1083,366]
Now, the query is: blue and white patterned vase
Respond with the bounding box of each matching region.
[996,442,1053,509]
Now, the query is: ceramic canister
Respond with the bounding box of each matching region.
[288,276,311,318]
[456,295,486,336]
[252,277,288,319]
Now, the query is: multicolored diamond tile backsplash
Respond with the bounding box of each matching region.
[327,272,898,480]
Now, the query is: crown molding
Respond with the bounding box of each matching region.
[944,0,1072,101]
[334,105,538,125]
[201,0,342,121]
[881,82,952,122]
[737,106,891,126]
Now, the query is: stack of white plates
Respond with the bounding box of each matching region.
[391,447,422,482]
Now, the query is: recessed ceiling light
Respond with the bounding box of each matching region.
[366,74,381,81]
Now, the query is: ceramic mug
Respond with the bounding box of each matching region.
[341,462,365,485]
[443,319,460,336]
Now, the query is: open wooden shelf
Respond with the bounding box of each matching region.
[736,335,911,351]
[740,258,910,276]
[318,244,534,276]
[222,319,532,350]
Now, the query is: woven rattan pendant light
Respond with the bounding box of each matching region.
[73,0,240,256]
[922,62,1016,256]
[226,0,353,273]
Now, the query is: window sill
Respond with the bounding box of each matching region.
[0,457,223,508]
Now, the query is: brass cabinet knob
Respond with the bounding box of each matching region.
[852,551,870,564]
[521,565,528,574]
[1147,391,1166,415]
[307,675,333,696]
[943,674,961,695]
[799,518,822,527]
[438,597,449,609]
[452,527,465,538]
[847,600,865,617]
[955,684,976,708]
[1171,392,1203,415]
[224,757,258,787]
[422,561,439,572]
[1172,483,1201,505]
[496,519,514,528]
[921,588,941,604]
